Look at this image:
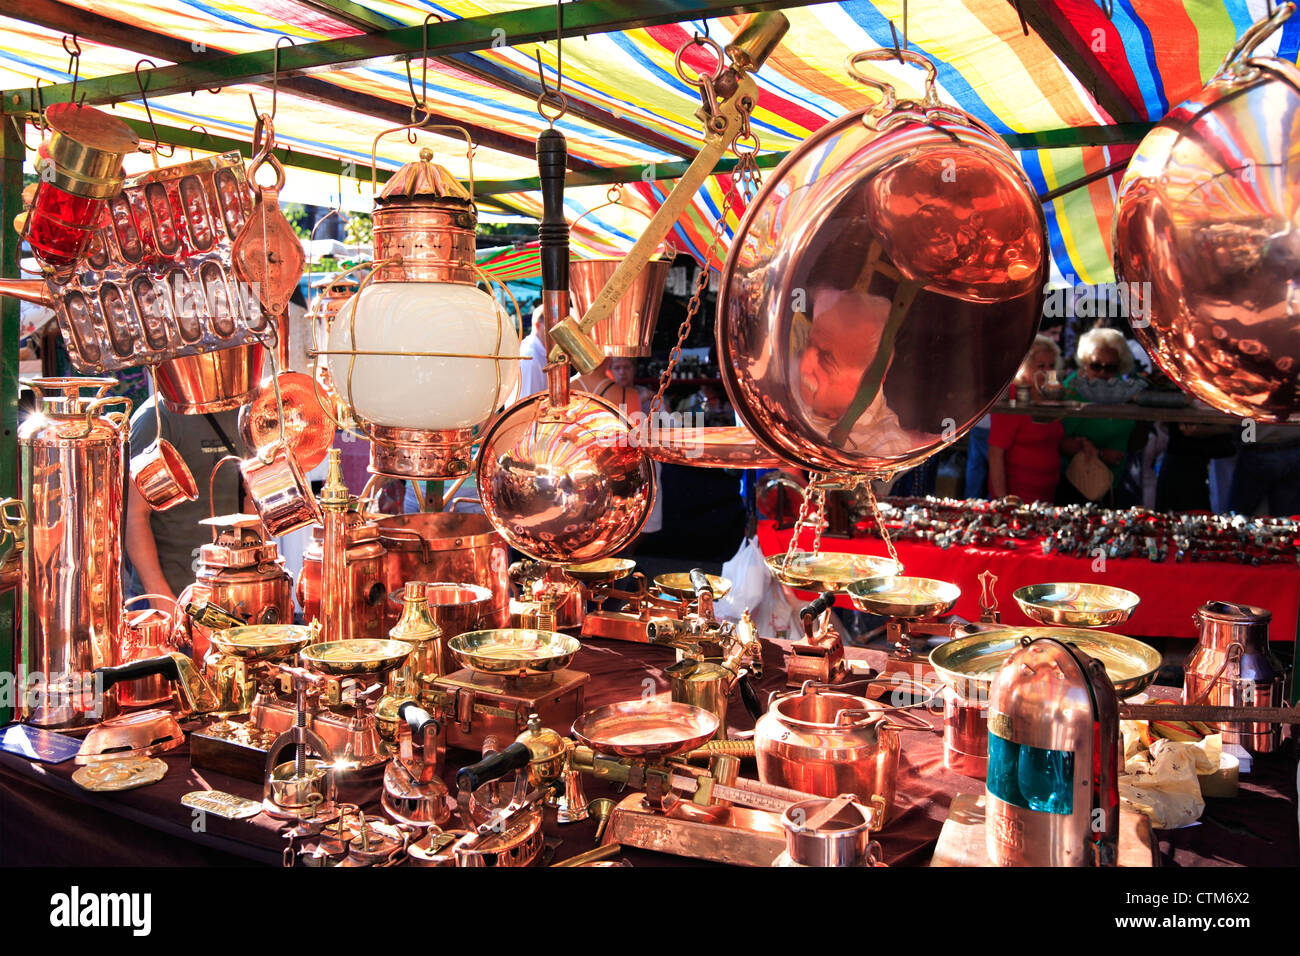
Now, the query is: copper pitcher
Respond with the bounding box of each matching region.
[1184,601,1287,752]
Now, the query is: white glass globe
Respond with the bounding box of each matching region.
[327,281,521,431]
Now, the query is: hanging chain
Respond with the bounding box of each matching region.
[781,472,827,567]
[862,477,902,572]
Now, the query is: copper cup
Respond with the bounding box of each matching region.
[130,439,198,511]
[239,443,322,537]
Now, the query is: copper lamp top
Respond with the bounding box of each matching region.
[377,148,472,204]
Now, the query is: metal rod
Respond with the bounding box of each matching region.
[550,843,622,867]
[1038,156,1131,203]
[1119,704,1300,724]
[0,115,18,723]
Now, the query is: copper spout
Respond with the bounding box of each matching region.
[0,277,55,308]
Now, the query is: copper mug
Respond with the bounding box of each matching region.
[235,446,322,537]
[131,438,198,511]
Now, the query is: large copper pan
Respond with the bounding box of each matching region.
[716,50,1046,475]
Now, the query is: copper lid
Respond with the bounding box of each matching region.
[377,148,472,204]
[42,103,138,199]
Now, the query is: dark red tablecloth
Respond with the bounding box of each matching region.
[758,520,1300,642]
[1,637,1296,867]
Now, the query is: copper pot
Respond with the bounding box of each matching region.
[118,595,179,708]
[130,438,198,511]
[388,583,494,675]
[1184,601,1287,752]
[155,344,264,415]
[716,50,1045,474]
[375,511,510,630]
[1114,5,1300,421]
[297,519,389,641]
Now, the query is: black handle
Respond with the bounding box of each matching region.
[737,673,763,721]
[689,568,713,599]
[457,741,531,794]
[536,127,568,295]
[398,701,440,741]
[94,654,179,692]
[801,591,835,621]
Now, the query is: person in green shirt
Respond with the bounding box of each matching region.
[1058,328,1144,504]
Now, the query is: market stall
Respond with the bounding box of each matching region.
[0,0,1297,881]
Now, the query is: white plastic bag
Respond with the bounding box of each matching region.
[714,536,805,641]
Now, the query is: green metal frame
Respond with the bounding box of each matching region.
[0,117,19,720]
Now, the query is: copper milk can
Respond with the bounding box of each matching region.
[296,514,389,640]
[754,683,903,826]
[17,377,131,727]
[1184,601,1286,752]
[375,512,509,630]
[177,514,293,663]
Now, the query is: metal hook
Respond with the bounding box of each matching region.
[134,59,175,157]
[533,2,569,124]
[405,13,440,132]
[888,21,904,64]
[186,123,211,162]
[248,36,293,124]
[62,34,81,105]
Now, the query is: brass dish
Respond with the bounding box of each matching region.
[653,572,733,601]
[571,699,719,759]
[563,558,637,586]
[846,575,961,619]
[766,551,900,593]
[1012,582,1141,628]
[72,756,168,792]
[447,629,580,676]
[929,626,1161,700]
[208,624,317,662]
[643,425,784,469]
[299,639,414,677]
[75,709,185,764]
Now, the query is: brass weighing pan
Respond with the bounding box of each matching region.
[572,699,720,760]
[299,639,413,677]
[447,629,580,676]
[563,558,636,586]
[929,626,1160,700]
[208,624,317,662]
[847,576,961,619]
[1012,582,1140,628]
[766,551,900,592]
[653,572,732,601]
[643,425,784,469]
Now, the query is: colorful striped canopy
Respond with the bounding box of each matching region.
[0,0,1291,286]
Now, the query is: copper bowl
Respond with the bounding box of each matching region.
[767,551,899,593]
[847,576,961,619]
[300,639,414,678]
[208,623,316,662]
[155,344,264,414]
[571,699,719,759]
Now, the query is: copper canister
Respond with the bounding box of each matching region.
[388,582,493,677]
[176,514,292,664]
[375,512,509,630]
[1184,601,1287,753]
[17,377,131,727]
[296,516,389,641]
[942,685,989,778]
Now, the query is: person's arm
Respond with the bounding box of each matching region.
[988,445,1009,499]
[125,482,177,609]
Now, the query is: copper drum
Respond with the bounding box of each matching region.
[297,524,389,641]
[118,596,177,708]
[388,582,493,675]
[155,343,264,415]
[942,685,988,778]
[239,444,322,537]
[376,512,509,631]
[568,257,671,357]
[754,685,899,826]
[130,438,198,511]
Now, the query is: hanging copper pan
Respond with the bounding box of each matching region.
[716,50,1047,476]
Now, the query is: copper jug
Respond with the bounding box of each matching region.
[176,513,293,664]
[15,377,131,727]
[296,519,389,641]
[1184,601,1286,753]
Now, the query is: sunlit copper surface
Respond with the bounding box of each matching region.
[130,438,197,512]
[477,389,655,563]
[1114,51,1300,420]
[238,371,334,472]
[717,94,1045,474]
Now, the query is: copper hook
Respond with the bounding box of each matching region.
[62,34,81,105]
[134,59,175,158]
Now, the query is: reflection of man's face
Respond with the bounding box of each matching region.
[797,291,890,419]
[609,358,635,387]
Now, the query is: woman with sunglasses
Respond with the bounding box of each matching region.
[1058,327,1143,504]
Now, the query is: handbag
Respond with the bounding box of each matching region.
[1065,451,1112,502]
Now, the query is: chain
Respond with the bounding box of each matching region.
[781,471,827,567]
[862,478,903,572]
[808,482,829,558]
[282,829,298,868]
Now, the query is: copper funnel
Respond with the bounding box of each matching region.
[0,277,56,308]
[155,344,265,414]
[568,257,670,358]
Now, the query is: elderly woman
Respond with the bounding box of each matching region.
[988,335,1065,502]
[1059,327,1143,503]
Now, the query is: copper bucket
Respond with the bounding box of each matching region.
[568,257,671,357]
[388,582,494,675]
[155,343,264,414]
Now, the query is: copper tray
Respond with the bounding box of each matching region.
[300,639,414,677]
[447,629,580,676]
[847,576,961,619]
[208,624,316,662]
[766,551,900,593]
[572,699,719,759]
[643,426,784,469]
[1012,582,1141,628]
[929,626,1161,700]
[653,572,732,601]
[563,558,637,586]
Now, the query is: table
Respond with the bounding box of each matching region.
[2,636,1296,868]
[757,520,1300,643]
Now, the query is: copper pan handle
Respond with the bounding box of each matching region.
[1218,2,1293,75]
[208,455,243,542]
[846,48,941,117]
